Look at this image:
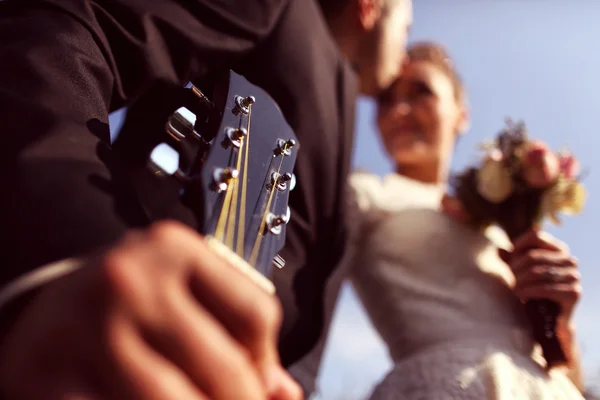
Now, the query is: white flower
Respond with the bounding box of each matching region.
[476,149,514,203]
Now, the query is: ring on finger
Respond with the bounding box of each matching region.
[542,268,561,281]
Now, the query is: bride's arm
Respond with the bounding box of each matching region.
[557,320,584,391]
[501,230,584,392]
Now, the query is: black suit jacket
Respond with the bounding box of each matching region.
[0,0,357,393]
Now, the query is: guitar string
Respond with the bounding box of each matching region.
[214,170,235,243]
[215,139,240,242]
[225,134,244,250]
[237,109,251,257]
[248,146,287,267]
[214,106,251,250]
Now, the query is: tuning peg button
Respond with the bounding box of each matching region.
[234,95,255,115]
[272,254,285,269]
[275,139,296,156]
[265,212,289,235]
[166,107,203,142]
[270,172,293,191]
[148,143,188,182]
[223,127,248,148]
[212,167,239,192]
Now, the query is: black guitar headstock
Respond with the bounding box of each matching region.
[148,71,298,280]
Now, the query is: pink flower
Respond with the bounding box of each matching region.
[521,141,560,188]
[557,152,580,179]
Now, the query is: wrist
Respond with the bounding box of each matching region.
[557,314,576,334]
[555,316,578,368]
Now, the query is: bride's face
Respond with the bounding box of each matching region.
[377,60,466,168]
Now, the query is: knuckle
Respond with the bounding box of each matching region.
[288,380,304,400]
[103,314,130,367]
[242,295,283,338]
[567,256,578,267]
[571,284,583,298]
[567,269,581,282]
[523,252,538,266]
[563,284,582,303]
[101,250,137,296]
[211,347,264,399]
[538,231,569,253]
[260,296,283,331]
[556,240,570,255]
[153,369,188,395]
[537,230,557,245]
[530,265,545,275]
[145,220,185,244]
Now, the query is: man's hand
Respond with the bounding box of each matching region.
[0,221,301,400]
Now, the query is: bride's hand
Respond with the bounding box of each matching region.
[499,229,581,323]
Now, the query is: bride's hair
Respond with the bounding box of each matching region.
[406,41,466,104]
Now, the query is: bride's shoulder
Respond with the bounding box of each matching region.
[349,170,419,193]
[349,170,385,192]
[347,171,385,215]
[348,171,443,214]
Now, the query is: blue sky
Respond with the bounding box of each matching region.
[313,1,600,398]
[109,1,600,398]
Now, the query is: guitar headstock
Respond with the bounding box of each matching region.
[149,71,298,279]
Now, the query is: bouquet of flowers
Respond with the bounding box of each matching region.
[450,119,586,368]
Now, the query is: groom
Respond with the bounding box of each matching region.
[0,0,412,398]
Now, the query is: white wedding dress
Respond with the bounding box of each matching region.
[346,172,584,399]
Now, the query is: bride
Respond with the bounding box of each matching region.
[345,41,585,399]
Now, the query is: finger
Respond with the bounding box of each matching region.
[109,221,283,378]
[512,230,569,256]
[179,247,283,378]
[513,265,580,289]
[514,283,582,306]
[106,311,208,400]
[143,281,267,400]
[267,367,303,400]
[510,250,576,275]
[102,223,275,398]
[188,253,284,391]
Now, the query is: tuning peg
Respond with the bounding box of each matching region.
[212,167,239,193]
[265,212,289,235]
[148,143,187,181]
[223,127,248,149]
[270,172,293,191]
[234,95,255,115]
[275,138,296,156]
[272,254,285,269]
[289,173,296,191]
[187,83,215,109]
[166,107,203,142]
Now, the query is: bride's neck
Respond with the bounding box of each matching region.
[396,161,448,185]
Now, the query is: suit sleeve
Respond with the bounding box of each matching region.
[0,0,288,332]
